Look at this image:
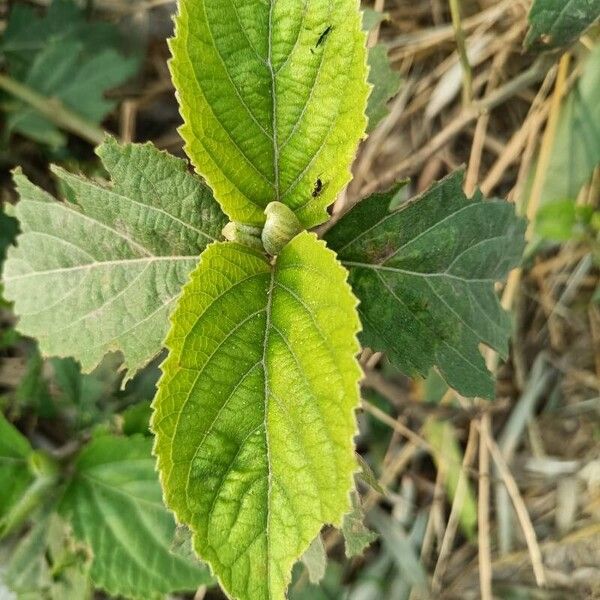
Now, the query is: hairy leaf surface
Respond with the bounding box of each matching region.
[170,0,370,227]
[326,171,526,398]
[59,435,212,599]
[3,138,226,380]
[152,232,361,600]
[0,413,32,517]
[525,0,600,50]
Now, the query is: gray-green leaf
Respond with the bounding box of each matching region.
[301,535,327,585]
[2,137,226,381]
[342,491,377,558]
[59,434,212,599]
[326,171,526,398]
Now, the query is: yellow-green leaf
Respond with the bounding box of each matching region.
[170,0,370,227]
[152,231,361,600]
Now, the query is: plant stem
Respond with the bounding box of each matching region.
[448,0,472,105]
[0,73,106,146]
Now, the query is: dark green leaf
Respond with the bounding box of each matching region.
[326,171,526,398]
[526,0,600,50]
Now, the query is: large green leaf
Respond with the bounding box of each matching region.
[525,0,600,50]
[1,0,139,148]
[152,231,361,600]
[3,138,226,380]
[0,413,33,517]
[326,171,526,398]
[170,0,370,227]
[59,434,212,599]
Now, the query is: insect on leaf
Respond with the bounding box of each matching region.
[326,170,526,398]
[170,0,370,227]
[152,231,362,600]
[2,137,226,381]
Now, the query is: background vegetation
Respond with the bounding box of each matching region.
[0,0,599,598]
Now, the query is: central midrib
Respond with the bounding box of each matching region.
[267,0,280,201]
[261,262,277,598]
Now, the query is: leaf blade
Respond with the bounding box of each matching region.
[326,171,526,398]
[2,138,226,379]
[59,434,212,600]
[152,231,362,600]
[170,0,370,227]
[525,0,600,50]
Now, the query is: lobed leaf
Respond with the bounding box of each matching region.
[152,231,362,600]
[59,434,212,599]
[326,171,526,398]
[525,0,600,50]
[170,0,370,227]
[3,138,226,381]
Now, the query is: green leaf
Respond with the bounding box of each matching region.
[525,0,600,50]
[360,8,401,132]
[326,171,526,398]
[366,45,401,132]
[0,413,33,518]
[152,231,362,600]
[341,491,377,558]
[536,199,579,240]
[59,434,212,599]
[362,8,389,33]
[3,137,226,380]
[1,0,139,148]
[3,512,92,600]
[170,0,370,227]
[300,535,327,585]
[535,44,600,207]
